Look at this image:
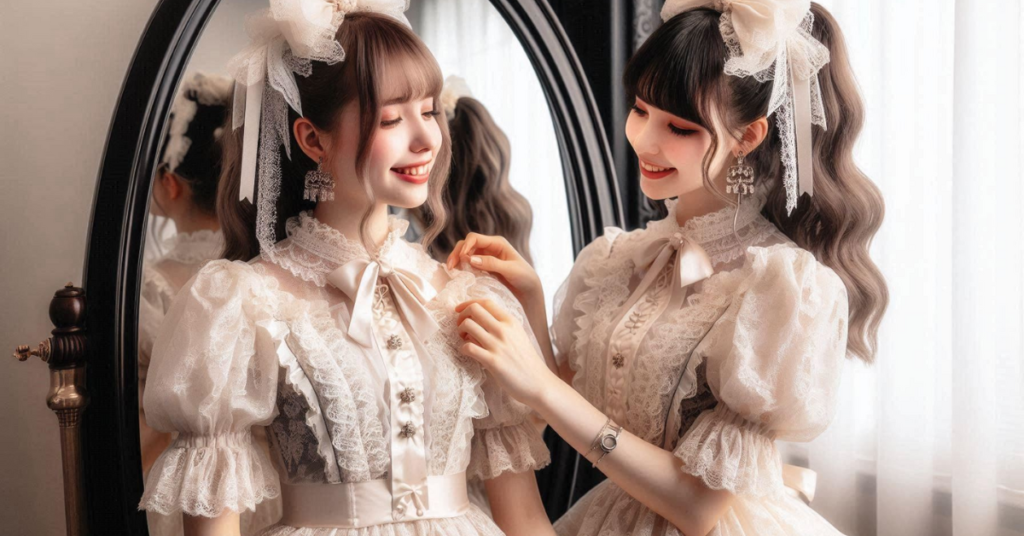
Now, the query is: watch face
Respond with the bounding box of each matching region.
[600,434,618,452]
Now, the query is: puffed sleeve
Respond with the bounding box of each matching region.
[138,267,176,386]
[137,267,178,473]
[674,244,849,498]
[465,273,552,480]
[139,260,282,517]
[550,227,624,369]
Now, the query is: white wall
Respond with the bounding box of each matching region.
[0,0,158,534]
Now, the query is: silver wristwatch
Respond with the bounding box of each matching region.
[586,418,623,467]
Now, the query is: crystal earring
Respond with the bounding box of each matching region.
[304,157,335,202]
[726,152,755,237]
[726,152,755,200]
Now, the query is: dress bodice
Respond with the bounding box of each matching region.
[139,213,549,536]
[551,195,852,536]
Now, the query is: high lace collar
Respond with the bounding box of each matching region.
[643,191,773,266]
[163,228,224,264]
[268,210,413,286]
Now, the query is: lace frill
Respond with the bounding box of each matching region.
[467,420,552,481]
[270,211,408,287]
[162,229,226,264]
[673,405,784,498]
[141,432,281,517]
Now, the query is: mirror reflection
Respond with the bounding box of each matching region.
[138,1,573,534]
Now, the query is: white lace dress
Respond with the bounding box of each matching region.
[139,213,550,535]
[550,197,850,536]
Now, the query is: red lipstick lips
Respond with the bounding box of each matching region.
[391,159,432,185]
[639,159,676,180]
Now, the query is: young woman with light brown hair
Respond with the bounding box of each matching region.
[137,3,554,536]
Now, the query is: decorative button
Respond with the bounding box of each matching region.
[399,387,416,403]
[387,334,404,350]
[611,353,625,368]
[397,504,405,512]
[400,422,417,438]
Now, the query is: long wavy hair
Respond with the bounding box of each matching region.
[217,12,451,262]
[412,96,534,264]
[625,4,887,362]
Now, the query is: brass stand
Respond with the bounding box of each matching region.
[15,283,89,536]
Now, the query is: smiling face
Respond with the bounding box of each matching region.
[290,13,451,221]
[625,97,738,201]
[325,91,443,210]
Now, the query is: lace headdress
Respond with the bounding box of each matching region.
[228,0,411,262]
[160,72,234,174]
[661,0,830,216]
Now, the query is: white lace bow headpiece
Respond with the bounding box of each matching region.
[228,0,411,261]
[661,0,829,215]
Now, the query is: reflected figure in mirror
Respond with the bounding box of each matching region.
[410,76,534,267]
[142,71,284,535]
[141,71,232,476]
[138,4,554,536]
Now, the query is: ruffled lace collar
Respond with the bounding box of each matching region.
[162,229,224,264]
[268,210,414,286]
[643,191,774,266]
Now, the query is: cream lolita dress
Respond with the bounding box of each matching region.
[551,194,850,536]
[139,213,550,535]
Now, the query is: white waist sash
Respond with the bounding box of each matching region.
[279,472,471,529]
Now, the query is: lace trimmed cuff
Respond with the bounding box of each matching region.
[673,405,784,498]
[467,421,551,481]
[139,431,281,517]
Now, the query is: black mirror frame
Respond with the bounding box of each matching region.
[81,0,621,533]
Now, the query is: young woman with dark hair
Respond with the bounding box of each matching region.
[446,2,887,535]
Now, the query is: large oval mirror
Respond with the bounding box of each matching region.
[81,0,620,534]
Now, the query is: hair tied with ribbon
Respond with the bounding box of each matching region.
[660,0,830,216]
[225,0,411,262]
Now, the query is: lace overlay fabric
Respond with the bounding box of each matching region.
[139,229,284,535]
[138,213,548,534]
[550,198,850,536]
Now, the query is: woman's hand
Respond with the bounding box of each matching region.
[456,298,557,407]
[446,233,542,302]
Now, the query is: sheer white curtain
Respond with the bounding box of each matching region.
[408,0,574,316]
[778,1,1024,535]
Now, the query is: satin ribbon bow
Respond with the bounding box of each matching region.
[625,231,715,313]
[393,480,429,517]
[782,464,817,504]
[327,255,439,348]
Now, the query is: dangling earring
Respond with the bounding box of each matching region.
[726,152,755,237]
[304,157,335,202]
